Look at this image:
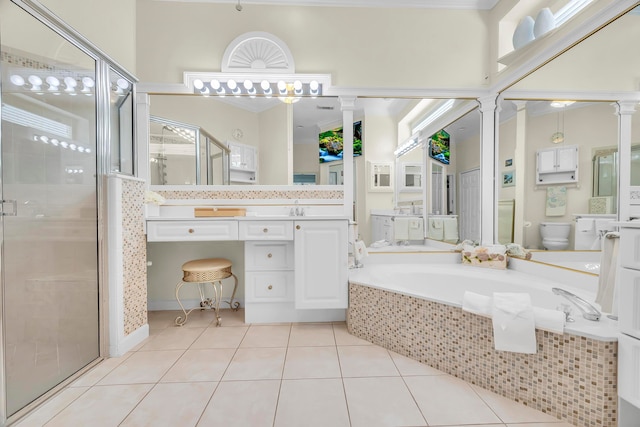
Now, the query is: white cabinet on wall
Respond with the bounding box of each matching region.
[228,141,257,184]
[370,214,393,242]
[536,145,578,184]
[294,220,348,309]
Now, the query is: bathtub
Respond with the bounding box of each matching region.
[347,258,618,427]
[528,250,601,275]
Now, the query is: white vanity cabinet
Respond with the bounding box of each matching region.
[616,223,640,425]
[294,220,348,309]
[370,214,393,242]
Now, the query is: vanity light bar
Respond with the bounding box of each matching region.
[411,99,455,135]
[4,104,72,138]
[32,134,93,154]
[554,0,594,27]
[9,73,95,96]
[191,78,323,99]
[394,135,423,157]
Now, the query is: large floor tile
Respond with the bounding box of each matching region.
[217,308,247,326]
[222,347,286,380]
[44,384,152,427]
[274,379,350,427]
[161,348,236,382]
[198,380,280,427]
[343,377,427,427]
[505,423,575,427]
[13,387,88,427]
[404,375,502,426]
[97,350,184,385]
[333,324,373,346]
[240,325,291,348]
[472,385,562,424]
[288,324,336,346]
[388,351,445,377]
[191,325,248,349]
[338,345,399,377]
[68,354,133,387]
[121,382,217,426]
[283,346,341,379]
[138,326,205,351]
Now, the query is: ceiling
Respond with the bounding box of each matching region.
[153,0,500,9]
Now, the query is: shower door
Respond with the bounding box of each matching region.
[0,2,100,419]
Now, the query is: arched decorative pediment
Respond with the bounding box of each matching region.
[221,31,295,73]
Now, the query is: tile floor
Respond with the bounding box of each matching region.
[15,309,576,427]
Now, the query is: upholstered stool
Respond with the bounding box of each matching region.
[175,258,239,327]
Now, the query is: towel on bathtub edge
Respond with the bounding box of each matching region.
[492,292,537,354]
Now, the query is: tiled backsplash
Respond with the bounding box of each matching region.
[156,189,343,201]
[347,283,618,427]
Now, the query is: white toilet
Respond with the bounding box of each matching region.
[540,222,572,250]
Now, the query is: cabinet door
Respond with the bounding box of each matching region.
[294,220,348,309]
[556,146,577,172]
[229,142,244,169]
[537,148,556,173]
[243,145,256,171]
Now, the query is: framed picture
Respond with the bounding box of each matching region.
[505,159,513,167]
[502,170,515,187]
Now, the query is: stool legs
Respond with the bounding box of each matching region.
[175,280,224,327]
[225,273,240,311]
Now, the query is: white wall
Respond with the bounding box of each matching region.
[38,0,136,73]
[135,0,489,88]
[293,144,320,179]
[258,103,290,185]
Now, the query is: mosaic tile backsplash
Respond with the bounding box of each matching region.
[122,178,148,335]
[347,283,618,427]
[156,189,343,201]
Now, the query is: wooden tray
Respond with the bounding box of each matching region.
[194,207,246,217]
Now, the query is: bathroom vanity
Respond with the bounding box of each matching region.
[146,207,348,323]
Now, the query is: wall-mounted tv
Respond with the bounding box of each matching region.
[429,129,450,165]
[319,121,362,163]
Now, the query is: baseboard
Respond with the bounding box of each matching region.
[109,323,149,357]
[148,298,245,311]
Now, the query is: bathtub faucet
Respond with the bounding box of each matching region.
[552,288,601,321]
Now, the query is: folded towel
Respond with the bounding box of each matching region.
[432,219,443,229]
[462,292,492,317]
[428,219,444,241]
[394,217,410,240]
[443,218,459,244]
[353,240,368,262]
[408,218,424,240]
[462,291,565,335]
[491,292,537,354]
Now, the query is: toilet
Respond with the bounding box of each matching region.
[540,222,571,250]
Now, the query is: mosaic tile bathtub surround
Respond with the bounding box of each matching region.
[122,178,148,335]
[347,283,618,427]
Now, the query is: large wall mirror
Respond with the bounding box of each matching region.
[498,5,640,256]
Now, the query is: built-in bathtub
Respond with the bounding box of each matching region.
[348,256,618,427]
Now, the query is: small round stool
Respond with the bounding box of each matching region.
[175,258,239,327]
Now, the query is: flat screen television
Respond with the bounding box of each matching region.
[319,121,362,163]
[429,129,450,165]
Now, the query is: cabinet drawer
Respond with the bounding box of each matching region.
[621,228,640,270]
[147,221,238,242]
[245,241,293,270]
[619,268,640,340]
[619,333,640,409]
[239,221,293,240]
[245,272,294,303]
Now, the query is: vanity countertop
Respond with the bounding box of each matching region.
[146,215,349,221]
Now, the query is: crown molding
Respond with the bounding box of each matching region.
[151,0,499,10]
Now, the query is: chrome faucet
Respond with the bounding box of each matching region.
[552,288,601,321]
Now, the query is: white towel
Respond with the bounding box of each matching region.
[443,218,459,244]
[491,293,537,354]
[596,232,619,313]
[353,240,368,262]
[394,217,410,241]
[462,292,565,335]
[408,218,424,240]
[428,219,444,241]
[462,292,492,317]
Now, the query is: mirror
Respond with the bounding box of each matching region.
[498,5,640,253]
[400,163,423,191]
[369,162,393,191]
[431,163,443,215]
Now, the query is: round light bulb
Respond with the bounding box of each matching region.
[63,76,77,88]
[82,77,95,88]
[69,144,77,151]
[293,80,302,91]
[193,79,204,90]
[46,76,60,88]
[116,78,129,90]
[50,139,59,146]
[227,79,237,90]
[260,80,270,91]
[10,75,25,86]
[28,75,43,86]
[39,135,49,143]
[210,79,221,90]
[60,141,69,148]
[309,80,319,91]
[277,81,287,92]
[243,80,253,90]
